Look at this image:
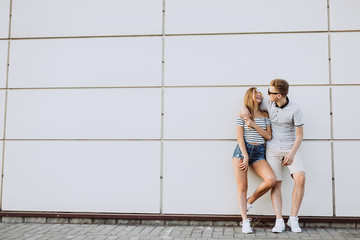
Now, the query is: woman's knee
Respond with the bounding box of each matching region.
[266,176,277,188]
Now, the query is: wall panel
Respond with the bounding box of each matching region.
[0,0,10,38]
[2,141,161,212]
[332,86,360,139]
[0,40,8,88]
[330,0,360,30]
[8,37,162,88]
[163,141,332,216]
[334,141,360,216]
[165,34,329,86]
[331,33,360,84]
[0,90,5,139]
[166,0,327,34]
[6,89,162,139]
[0,141,3,195]
[164,86,330,140]
[11,0,162,38]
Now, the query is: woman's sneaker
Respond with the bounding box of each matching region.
[287,216,302,233]
[272,218,285,233]
[240,218,253,234]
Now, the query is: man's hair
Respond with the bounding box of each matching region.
[270,79,289,96]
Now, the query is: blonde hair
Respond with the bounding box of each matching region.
[244,87,258,122]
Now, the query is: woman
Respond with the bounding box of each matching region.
[233,87,276,233]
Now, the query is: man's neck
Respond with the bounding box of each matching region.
[275,97,288,108]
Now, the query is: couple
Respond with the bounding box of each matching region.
[232,79,306,234]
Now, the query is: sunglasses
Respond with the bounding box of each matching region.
[268,88,281,95]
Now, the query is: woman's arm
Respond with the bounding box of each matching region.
[236,125,249,171]
[245,119,272,140]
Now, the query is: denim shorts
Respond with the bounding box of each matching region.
[232,141,265,165]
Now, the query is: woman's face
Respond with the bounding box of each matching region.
[252,89,263,103]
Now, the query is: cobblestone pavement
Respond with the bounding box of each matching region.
[1,223,360,240]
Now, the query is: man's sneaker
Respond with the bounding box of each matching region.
[247,202,253,212]
[240,218,253,234]
[287,216,302,233]
[272,218,285,233]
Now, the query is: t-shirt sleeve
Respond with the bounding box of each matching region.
[293,107,304,127]
[259,95,270,111]
[236,117,245,127]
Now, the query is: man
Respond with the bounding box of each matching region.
[242,79,306,233]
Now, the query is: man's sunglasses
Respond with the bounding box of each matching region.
[268,88,281,95]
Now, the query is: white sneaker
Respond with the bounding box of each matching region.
[287,216,302,233]
[240,218,253,234]
[272,218,285,233]
[247,202,253,212]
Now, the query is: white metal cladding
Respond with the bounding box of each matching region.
[8,37,162,88]
[5,89,162,139]
[331,32,360,84]
[332,86,360,139]
[0,0,10,38]
[0,90,5,139]
[163,141,332,216]
[165,0,328,34]
[329,0,360,30]
[333,141,360,216]
[10,0,163,37]
[2,141,161,213]
[164,86,330,140]
[165,34,329,86]
[0,41,7,88]
[0,0,359,217]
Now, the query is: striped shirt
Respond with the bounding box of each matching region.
[236,117,271,144]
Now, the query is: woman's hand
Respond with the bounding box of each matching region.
[238,157,249,171]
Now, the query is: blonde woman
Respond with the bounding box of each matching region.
[233,87,276,233]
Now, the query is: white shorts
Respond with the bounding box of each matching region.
[266,147,305,181]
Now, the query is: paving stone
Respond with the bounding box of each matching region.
[24,217,47,224]
[69,218,93,224]
[140,220,165,226]
[2,217,24,223]
[117,219,140,225]
[47,218,69,224]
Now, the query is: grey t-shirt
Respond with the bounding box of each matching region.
[260,96,304,148]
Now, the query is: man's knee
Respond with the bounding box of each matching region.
[293,172,306,185]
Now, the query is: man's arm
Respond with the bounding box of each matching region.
[283,127,303,165]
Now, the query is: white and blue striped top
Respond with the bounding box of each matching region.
[236,117,271,144]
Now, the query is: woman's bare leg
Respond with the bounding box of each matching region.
[233,158,248,220]
[247,160,276,204]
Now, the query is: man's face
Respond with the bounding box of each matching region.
[268,86,281,102]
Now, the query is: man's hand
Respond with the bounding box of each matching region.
[240,105,251,119]
[245,119,256,128]
[283,152,295,165]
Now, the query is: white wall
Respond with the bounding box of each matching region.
[0,0,359,217]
